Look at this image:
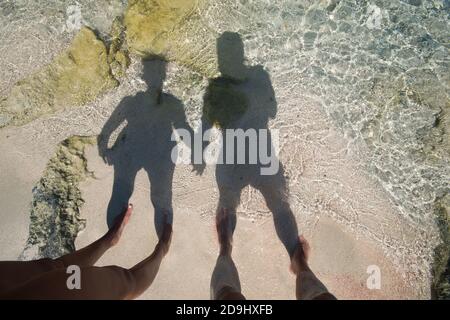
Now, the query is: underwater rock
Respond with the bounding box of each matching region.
[0,110,12,128]
[123,0,217,77]
[20,136,95,260]
[401,0,423,6]
[404,69,450,160]
[108,17,131,79]
[432,194,450,299]
[305,8,328,30]
[124,0,197,56]
[203,77,249,128]
[0,27,119,128]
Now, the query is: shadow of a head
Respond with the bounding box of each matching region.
[141,58,167,90]
[204,32,278,128]
[217,32,248,81]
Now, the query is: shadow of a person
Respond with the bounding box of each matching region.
[204,32,299,256]
[98,59,194,236]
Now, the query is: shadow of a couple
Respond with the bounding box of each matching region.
[98,32,299,255]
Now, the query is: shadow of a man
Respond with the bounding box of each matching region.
[98,59,194,236]
[204,32,299,256]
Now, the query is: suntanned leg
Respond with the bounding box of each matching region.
[0,265,136,300]
[55,204,133,268]
[0,259,64,295]
[127,217,172,299]
[291,236,336,300]
[0,205,133,295]
[1,216,172,300]
[211,208,245,300]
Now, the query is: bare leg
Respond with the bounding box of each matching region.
[55,205,133,267]
[0,259,64,295]
[1,218,172,300]
[0,265,136,300]
[0,205,132,295]
[128,219,172,299]
[291,236,336,300]
[211,209,245,300]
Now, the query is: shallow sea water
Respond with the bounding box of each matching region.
[199,0,450,225]
[0,0,448,298]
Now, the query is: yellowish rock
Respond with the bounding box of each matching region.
[21,135,96,258]
[108,17,130,79]
[1,27,119,127]
[124,0,218,77]
[124,0,197,56]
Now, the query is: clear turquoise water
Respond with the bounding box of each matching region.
[201,0,450,224]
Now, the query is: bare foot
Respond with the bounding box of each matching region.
[216,208,233,255]
[157,212,172,256]
[291,235,311,274]
[105,204,133,247]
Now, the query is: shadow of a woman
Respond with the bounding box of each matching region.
[98,59,194,236]
[204,32,299,256]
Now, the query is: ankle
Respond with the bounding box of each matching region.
[100,233,115,248]
[219,243,232,256]
[292,254,310,275]
[155,241,169,257]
